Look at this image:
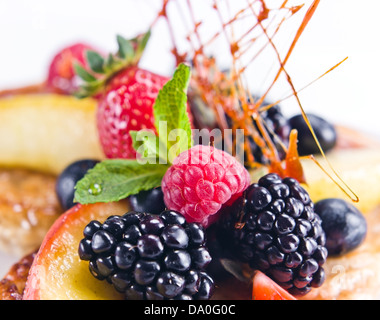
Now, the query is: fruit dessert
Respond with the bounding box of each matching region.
[1,0,380,301]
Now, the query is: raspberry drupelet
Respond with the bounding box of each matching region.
[161,145,251,228]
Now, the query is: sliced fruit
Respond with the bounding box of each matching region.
[23,201,129,300]
[249,148,380,214]
[0,94,104,175]
[301,148,380,214]
[252,271,297,300]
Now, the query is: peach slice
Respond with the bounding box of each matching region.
[301,148,380,214]
[23,201,129,300]
[0,94,104,175]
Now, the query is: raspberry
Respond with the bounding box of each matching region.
[217,173,327,296]
[161,145,251,228]
[78,210,214,300]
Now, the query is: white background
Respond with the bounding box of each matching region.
[0,0,380,277]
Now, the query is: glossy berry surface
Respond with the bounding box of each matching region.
[78,210,214,300]
[47,43,94,95]
[161,145,251,228]
[129,187,166,214]
[314,198,367,256]
[97,67,169,159]
[288,113,337,156]
[249,105,291,164]
[55,159,99,211]
[218,173,327,296]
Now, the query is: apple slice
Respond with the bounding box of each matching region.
[0,94,104,175]
[23,201,129,300]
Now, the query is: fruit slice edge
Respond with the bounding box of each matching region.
[252,271,297,300]
[23,201,129,300]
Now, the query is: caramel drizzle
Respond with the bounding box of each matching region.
[150,0,358,202]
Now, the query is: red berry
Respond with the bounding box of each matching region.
[47,43,94,95]
[161,145,250,228]
[252,271,297,300]
[97,66,169,159]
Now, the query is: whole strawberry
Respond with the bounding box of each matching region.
[75,31,171,159]
[161,144,251,228]
[47,43,95,95]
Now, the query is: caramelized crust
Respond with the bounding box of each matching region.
[0,168,62,257]
[0,251,36,300]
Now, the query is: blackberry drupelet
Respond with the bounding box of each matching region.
[218,173,327,296]
[78,210,214,300]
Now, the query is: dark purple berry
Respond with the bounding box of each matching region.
[55,159,99,211]
[314,198,367,256]
[289,113,337,156]
[78,210,214,300]
[129,187,166,214]
[217,173,327,296]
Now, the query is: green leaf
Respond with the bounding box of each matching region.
[74,160,169,204]
[117,34,134,60]
[134,29,151,61]
[86,50,105,74]
[153,63,193,163]
[130,129,169,164]
[73,63,97,82]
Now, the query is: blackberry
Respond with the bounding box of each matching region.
[249,105,291,164]
[225,104,290,165]
[217,173,327,296]
[78,210,214,300]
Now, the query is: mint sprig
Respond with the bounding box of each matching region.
[74,160,169,204]
[130,62,193,164]
[74,63,193,205]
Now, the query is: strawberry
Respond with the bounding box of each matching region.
[97,66,169,159]
[47,43,95,95]
[74,31,172,159]
[252,271,297,300]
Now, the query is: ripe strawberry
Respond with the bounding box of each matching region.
[74,31,174,159]
[252,271,297,300]
[47,43,95,95]
[97,66,169,159]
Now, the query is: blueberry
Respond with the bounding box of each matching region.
[55,159,99,211]
[129,187,166,214]
[314,198,367,256]
[288,113,337,156]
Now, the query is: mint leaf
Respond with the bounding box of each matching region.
[130,129,165,164]
[74,160,169,204]
[153,63,193,163]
